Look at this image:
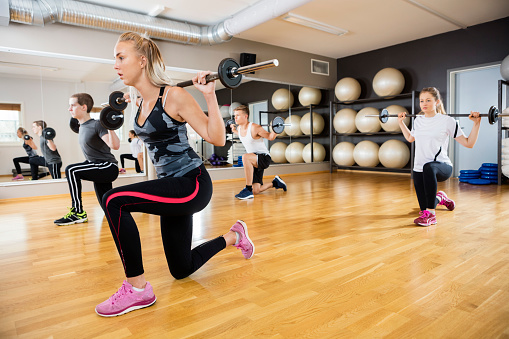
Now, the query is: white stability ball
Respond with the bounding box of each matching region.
[270,142,288,163]
[229,102,242,114]
[372,68,405,97]
[353,140,380,167]
[333,142,355,166]
[285,142,305,163]
[220,105,231,118]
[381,105,410,132]
[335,77,361,102]
[298,87,322,106]
[284,115,303,136]
[272,88,294,110]
[378,139,410,168]
[300,112,325,135]
[302,142,326,163]
[501,55,509,81]
[333,108,357,133]
[356,107,381,133]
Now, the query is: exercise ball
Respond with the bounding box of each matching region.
[270,142,288,163]
[302,142,326,163]
[355,107,381,133]
[284,115,303,136]
[285,142,305,163]
[333,142,355,166]
[378,139,410,168]
[298,87,322,106]
[230,102,242,114]
[501,55,509,81]
[300,112,325,135]
[220,105,231,118]
[333,108,357,133]
[272,88,294,110]
[503,107,509,128]
[353,140,379,167]
[380,105,410,132]
[335,77,361,102]
[372,68,405,97]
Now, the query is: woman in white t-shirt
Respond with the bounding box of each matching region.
[398,87,481,226]
[119,130,144,173]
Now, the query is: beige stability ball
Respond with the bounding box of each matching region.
[300,112,325,135]
[220,105,231,118]
[333,108,357,133]
[380,105,410,132]
[378,139,410,168]
[372,68,405,97]
[355,107,381,133]
[229,102,242,115]
[284,115,303,136]
[298,87,322,106]
[335,77,361,102]
[333,142,355,166]
[269,142,288,163]
[353,140,380,167]
[285,142,305,163]
[272,88,294,110]
[302,142,326,163]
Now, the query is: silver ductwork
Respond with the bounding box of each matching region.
[6,0,313,45]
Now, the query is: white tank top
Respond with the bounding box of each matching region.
[238,123,269,155]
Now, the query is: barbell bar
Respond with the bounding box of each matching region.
[225,116,290,134]
[367,106,506,125]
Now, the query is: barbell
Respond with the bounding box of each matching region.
[367,105,506,125]
[99,58,280,130]
[225,116,290,134]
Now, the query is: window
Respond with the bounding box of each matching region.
[90,107,124,141]
[0,103,22,144]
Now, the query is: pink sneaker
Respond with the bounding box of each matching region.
[436,191,455,211]
[95,281,156,317]
[119,168,126,174]
[230,220,255,259]
[12,174,24,181]
[414,210,437,227]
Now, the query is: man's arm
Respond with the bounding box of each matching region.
[253,124,277,141]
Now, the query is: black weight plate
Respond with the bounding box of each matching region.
[69,117,80,134]
[225,118,235,134]
[100,106,124,130]
[42,127,56,140]
[272,116,285,134]
[218,58,242,89]
[109,91,128,111]
[380,109,389,124]
[488,106,498,125]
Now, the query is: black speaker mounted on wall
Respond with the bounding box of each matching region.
[240,53,256,74]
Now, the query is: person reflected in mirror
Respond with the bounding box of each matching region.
[53,93,120,226]
[229,105,287,200]
[11,127,48,180]
[28,120,62,180]
[398,87,480,227]
[119,130,144,174]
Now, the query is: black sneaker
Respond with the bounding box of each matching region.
[272,175,287,191]
[54,207,88,226]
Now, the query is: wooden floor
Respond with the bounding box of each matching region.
[1,171,508,338]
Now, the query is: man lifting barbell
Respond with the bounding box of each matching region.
[229,105,287,200]
[28,120,62,180]
[53,93,120,226]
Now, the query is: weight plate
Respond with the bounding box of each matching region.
[272,116,285,134]
[100,106,124,130]
[459,174,480,178]
[380,109,389,124]
[468,179,491,185]
[480,171,497,176]
[482,162,498,167]
[70,117,80,134]
[225,119,235,134]
[459,170,480,174]
[109,91,128,111]
[481,175,498,180]
[218,58,242,89]
[42,127,56,140]
[488,106,498,125]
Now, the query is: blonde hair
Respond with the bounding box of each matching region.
[117,32,174,87]
[420,87,446,115]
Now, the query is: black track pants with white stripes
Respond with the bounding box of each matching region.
[65,161,119,213]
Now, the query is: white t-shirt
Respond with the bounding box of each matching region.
[130,137,143,158]
[410,114,465,172]
[238,123,270,155]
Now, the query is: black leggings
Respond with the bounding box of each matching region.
[29,156,62,179]
[13,156,30,175]
[65,161,119,213]
[413,161,453,211]
[120,154,141,173]
[101,164,225,279]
